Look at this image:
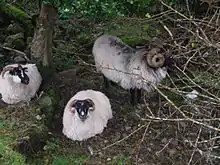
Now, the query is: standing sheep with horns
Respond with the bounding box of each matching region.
[92,34,174,104]
[0,63,42,104]
[62,89,113,141]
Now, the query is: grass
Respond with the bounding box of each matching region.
[0,120,26,165]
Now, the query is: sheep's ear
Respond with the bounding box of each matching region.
[70,99,78,113]
[86,99,95,111]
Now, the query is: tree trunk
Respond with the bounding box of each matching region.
[31,3,58,67]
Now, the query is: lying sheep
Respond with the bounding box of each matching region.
[0,63,42,104]
[62,89,113,141]
[92,34,173,104]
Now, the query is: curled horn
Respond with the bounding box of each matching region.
[142,45,165,68]
[1,66,16,78]
[85,98,95,111]
[146,48,165,68]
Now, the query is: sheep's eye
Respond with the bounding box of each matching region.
[9,70,15,75]
[23,68,28,72]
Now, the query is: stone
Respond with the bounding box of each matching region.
[14,56,26,63]
[6,23,24,34]
[39,96,53,108]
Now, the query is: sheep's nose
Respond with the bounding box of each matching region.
[23,79,29,84]
[79,112,88,121]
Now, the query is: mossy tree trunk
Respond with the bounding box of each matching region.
[31,3,58,67]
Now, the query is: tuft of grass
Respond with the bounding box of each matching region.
[111,156,132,165]
[51,154,88,165]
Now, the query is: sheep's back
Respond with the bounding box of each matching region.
[128,56,168,91]
[92,35,135,87]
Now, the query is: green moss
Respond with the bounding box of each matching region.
[51,155,88,165]
[164,90,185,106]
[0,1,33,36]
[111,156,132,165]
[121,36,149,47]
[12,38,25,50]
[193,71,220,89]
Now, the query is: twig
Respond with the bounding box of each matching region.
[188,126,202,165]
[2,46,31,62]
[156,138,173,155]
[100,123,149,150]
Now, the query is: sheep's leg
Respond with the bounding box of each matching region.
[0,94,7,107]
[103,75,110,88]
[137,89,142,103]
[130,88,138,105]
[130,88,142,104]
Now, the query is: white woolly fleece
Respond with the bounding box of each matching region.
[0,63,42,104]
[62,89,113,141]
[92,35,167,91]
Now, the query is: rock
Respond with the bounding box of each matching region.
[39,96,53,108]
[6,23,24,34]
[12,38,25,50]
[4,33,25,50]
[3,42,12,48]
[5,33,24,43]
[13,55,26,63]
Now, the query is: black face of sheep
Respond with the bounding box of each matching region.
[71,99,95,122]
[9,65,29,85]
[163,56,176,72]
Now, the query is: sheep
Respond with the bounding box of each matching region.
[92,34,174,104]
[62,89,113,141]
[0,63,42,104]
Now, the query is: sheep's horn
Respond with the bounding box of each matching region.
[70,99,78,107]
[146,48,165,68]
[1,66,15,78]
[85,98,95,111]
